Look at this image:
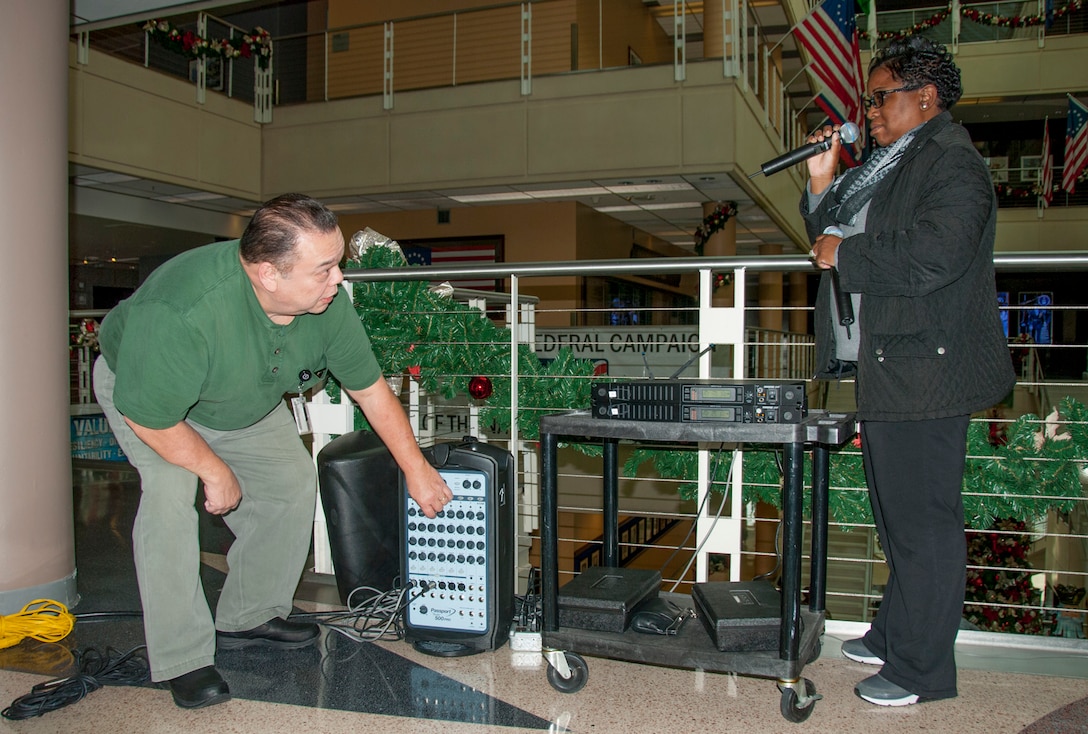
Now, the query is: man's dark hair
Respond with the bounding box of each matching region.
[239,193,339,271]
[869,36,962,111]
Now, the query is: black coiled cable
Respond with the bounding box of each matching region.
[1,645,149,720]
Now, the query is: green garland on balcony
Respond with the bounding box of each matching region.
[326,240,598,441]
[859,0,1085,42]
[331,237,1087,527]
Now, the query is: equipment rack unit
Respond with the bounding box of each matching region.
[537,409,856,723]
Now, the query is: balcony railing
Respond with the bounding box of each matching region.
[69,252,1088,636]
[75,0,1088,209]
[278,251,1086,638]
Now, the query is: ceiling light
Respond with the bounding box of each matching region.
[642,202,703,211]
[527,186,610,198]
[606,182,694,194]
[74,172,140,185]
[449,192,532,203]
[595,205,641,212]
[153,192,227,203]
[326,202,374,212]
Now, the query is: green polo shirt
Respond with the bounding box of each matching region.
[98,240,381,431]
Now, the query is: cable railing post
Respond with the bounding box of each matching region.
[674,0,687,81]
[383,21,394,110]
[521,3,532,96]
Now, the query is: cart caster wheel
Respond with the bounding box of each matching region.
[778,678,820,723]
[546,652,588,694]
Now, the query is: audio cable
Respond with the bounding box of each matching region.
[1,645,149,720]
[291,580,435,643]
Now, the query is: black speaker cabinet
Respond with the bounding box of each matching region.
[317,431,401,604]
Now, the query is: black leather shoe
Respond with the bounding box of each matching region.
[168,666,230,709]
[217,617,319,650]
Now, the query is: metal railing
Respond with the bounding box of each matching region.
[75,0,1087,210]
[310,251,1088,638]
[75,0,806,178]
[66,251,1088,637]
[865,0,1088,46]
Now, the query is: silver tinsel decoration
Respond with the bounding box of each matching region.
[348,227,405,263]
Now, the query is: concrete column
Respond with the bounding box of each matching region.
[788,271,810,335]
[0,2,77,612]
[702,0,725,58]
[757,244,784,329]
[758,243,784,378]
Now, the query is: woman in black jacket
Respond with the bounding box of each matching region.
[804,36,1015,706]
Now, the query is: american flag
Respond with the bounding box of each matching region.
[1063,95,1088,194]
[793,0,866,163]
[1041,117,1054,206]
[402,242,500,291]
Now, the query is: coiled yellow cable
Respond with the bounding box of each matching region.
[0,600,75,649]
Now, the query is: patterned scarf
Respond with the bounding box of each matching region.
[830,128,918,226]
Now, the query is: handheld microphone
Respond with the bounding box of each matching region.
[821,226,855,337]
[749,122,860,178]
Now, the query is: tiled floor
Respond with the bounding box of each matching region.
[1,464,1086,734]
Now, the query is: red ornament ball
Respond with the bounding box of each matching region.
[468,375,493,399]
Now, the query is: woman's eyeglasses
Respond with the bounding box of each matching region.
[862,86,917,110]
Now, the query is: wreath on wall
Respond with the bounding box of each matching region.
[693,201,739,256]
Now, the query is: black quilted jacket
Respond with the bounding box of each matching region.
[803,112,1016,421]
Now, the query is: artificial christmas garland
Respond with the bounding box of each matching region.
[693,202,739,256]
[336,233,1087,529]
[860,0,1084,42]
[141,19,272,70]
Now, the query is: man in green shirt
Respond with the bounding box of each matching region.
[94,193,452,709]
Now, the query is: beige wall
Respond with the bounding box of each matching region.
[338,200,694,326]
[69,49,262,200]
[954,37,1088,98]
[994,208,1088,252]
[340,201,580,326]
[261,60,806,243]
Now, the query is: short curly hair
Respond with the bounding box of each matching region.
[868,36,962,110]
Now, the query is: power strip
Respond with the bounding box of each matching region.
[508,624,541,651]
[509,624,542,669]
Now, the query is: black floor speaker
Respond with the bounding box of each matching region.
[317,431,401,604]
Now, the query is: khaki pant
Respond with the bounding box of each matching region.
[93,356,317,681]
